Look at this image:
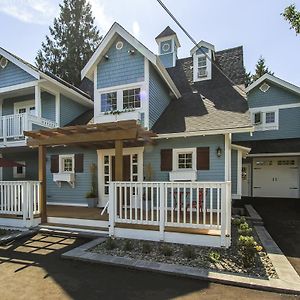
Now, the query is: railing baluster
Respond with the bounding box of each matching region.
[203,187,206,225]
[210,187,213,227]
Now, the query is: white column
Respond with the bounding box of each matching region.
[237,150,242,197]
[35,84,42,117]
[55,93,60,126]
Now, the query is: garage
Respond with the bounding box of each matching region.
[253,157,300,198]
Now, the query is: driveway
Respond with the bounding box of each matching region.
[242,197,300,275]
[0,232,297,300]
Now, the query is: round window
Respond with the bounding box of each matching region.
[116,41,123,50]
[162,43,171,52]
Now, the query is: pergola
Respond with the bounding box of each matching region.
[24,120,156,223]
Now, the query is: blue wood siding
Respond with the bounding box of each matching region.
[46,147,97,206]
[233,106,300,141]
[2,94,34,115]
[159,53,173,68]
[231,150,237,194]
[60,95,89,126]
[2,150,38,180]
[41,92,56,121]
[143,135,225,181]
[97,36,144,89]
[149,64,171,128]
[0,61,36,88]
[248,82,300,108]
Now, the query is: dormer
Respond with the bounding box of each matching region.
[190,41,215,82]
[155,26,180,68]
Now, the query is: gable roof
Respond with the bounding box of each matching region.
[155,26,177,39]
[152,46,253,135]
[245,73,300,96]
[190,40,215,55]
[0,47,93,106]
[81,22,181,98]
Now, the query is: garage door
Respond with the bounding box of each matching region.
[253,157,299,198]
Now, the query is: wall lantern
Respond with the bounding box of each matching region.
[216,146,222,158]
[128,49,135,55]
[104,54,109,60]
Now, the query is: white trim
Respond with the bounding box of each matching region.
[144,57,150,129]
[47,217,108,228]
[58,154,75,173]
[155,126,254,139]
[193,51,212,82]
[55,93,60,126]
[190,40,215,56]
[232,194,241,200]
[172,147,196,171]
[155,34,181,48]
[231,144,251,153]
[248,152,300,157]
[246,73,300,96]
[250,103,300,111]
[0,48,40,79]
[250,107,279,131]
[0,153,2,181]
[35,84,41,117]
[14,99,35,114]
[0,80,38,94]
[81,22,180,99]
[47,202,88,207]
[237,150,242,197]
[224,134,231,182]
[97,81,145,93]
[13,161,26,179]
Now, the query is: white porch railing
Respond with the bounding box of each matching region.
[108,181,232,247]
[0,181,40,224]
[0,113,57,144]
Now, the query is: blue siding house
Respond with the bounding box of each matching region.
[233,73,300,199]
[0,23,253,247]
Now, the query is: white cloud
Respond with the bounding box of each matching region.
[132,21,140,38]
[89,0,113,32]
[0,0,58,25]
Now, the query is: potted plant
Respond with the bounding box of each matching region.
[86,163,98,208]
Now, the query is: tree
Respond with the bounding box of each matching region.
[36,0,101,87]
[282,4,300,35]
[245,57,274,86]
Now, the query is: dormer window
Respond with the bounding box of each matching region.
[197,55,207,78]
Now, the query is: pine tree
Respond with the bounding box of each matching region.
[251,56,274,82]
[282,4,300,35]
[36,0,101,87]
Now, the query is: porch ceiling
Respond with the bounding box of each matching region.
[24,120,156,147]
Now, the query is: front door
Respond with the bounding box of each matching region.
[98,148,143,207]
[242,163,251,197]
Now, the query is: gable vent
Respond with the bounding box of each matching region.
[0,57,8,69]
[259,83,270,93]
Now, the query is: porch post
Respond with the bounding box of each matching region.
[115,140,123,181]
[38,145,47,223]
[35,84,42,118]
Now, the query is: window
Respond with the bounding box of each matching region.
[123,88,141,109]
[265,112,275,123]
[173,148,196,171]
[59,155,74,173]
[197,56,207,78]
[13,161,26,179]
[101,92,117,112]
[254,112,262,124]
[178,153,193,169]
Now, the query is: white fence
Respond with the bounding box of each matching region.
[0,113,57,144]
[0,181,40,227]
[109,181,231,247]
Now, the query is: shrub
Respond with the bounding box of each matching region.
[182,246,196,260]
[141,242,152,254]
[123,240,133,251]
[209,251,221,263]
[232,216,247,226]
[238,235,257,267]
[238,222,253,236]
[104,237,117,250]
[160,244,173,257]
[255,245,263,252]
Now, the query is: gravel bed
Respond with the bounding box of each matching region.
[90,221,278,279]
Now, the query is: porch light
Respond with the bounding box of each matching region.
[128,49,135,55]
[104,54,109,60]
[216,146,222,158]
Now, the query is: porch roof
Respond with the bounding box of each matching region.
[24,120,156,148]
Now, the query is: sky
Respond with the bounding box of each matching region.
[0,0,299,85]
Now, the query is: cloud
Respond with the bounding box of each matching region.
[0,0,58,25]
[89,0,113,32]
[132,21,140,38]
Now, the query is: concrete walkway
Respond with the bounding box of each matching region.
[0,232,297,300]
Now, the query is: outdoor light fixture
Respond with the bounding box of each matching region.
[104,54,109,60]
[128,49,135,55]
[216,146,222,158]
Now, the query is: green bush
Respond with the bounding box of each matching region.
[182,246,196,259]
[208,251,221,263]
[232,216,247,226]
[104,237,117,250]
[141,242,152,254]
[238,222,253,236]
[238,235,257,267]
[160,244,173,257]
[123,240,133,251]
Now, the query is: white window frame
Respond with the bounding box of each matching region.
[172,148,197,171]
[250,107,279,131]
[192,52,212,82]
[59,154,75,174]
[14,100,36,115]
[122,87,142,110]
[13,161,26,179]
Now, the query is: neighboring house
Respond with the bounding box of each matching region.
[233,74,300,199]
[0,23,253,247]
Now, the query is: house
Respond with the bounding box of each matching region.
[0,23,253,248]
[233,73,300,199]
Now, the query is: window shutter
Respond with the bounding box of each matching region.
[75,154,84,173]
[160,149,172,171]
[50,155,59,173]
[197,147,210,170]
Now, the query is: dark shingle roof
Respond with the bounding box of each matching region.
[155,26,177,39]
[235,138,300,154]
[152,46,251,134]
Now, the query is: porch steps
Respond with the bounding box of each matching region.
[39,223,109,237]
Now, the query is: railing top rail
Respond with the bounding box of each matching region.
[0,180,40,184]
[111,181,228,185]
